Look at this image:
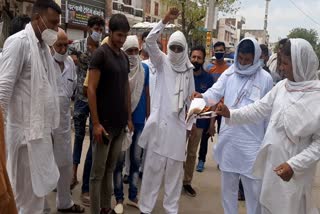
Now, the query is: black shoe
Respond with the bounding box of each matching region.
[183,184,196,197]
[123,174,129,184]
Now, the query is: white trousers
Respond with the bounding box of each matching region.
[15,146,45,214]
[139,150,183,214]
[221,171,262,214]
[56,165,74,209]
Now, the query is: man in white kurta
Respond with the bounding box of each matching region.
[196,38,273,214]
[138,8,195,214]
[51,28,85,213]
[217,38,320,214]
[0,2,62,213]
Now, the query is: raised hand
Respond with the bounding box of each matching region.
[163,7,180,24]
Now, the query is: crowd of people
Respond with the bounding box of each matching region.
[0,1,320,214]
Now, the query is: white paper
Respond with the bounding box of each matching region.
[186,98,206,122]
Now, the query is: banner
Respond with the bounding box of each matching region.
[66,0,105,27]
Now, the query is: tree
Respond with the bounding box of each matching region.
[287,28,319,47]
[287,28,320,61]
[160,0,240,44]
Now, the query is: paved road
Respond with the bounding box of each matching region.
[47,131,320,214]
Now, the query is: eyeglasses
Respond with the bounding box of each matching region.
[169,45,184,53]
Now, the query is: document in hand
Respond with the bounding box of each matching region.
[186,98,216,123]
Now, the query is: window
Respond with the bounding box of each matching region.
[123,0,132,5]
[145,0,151,15]
[154,2,159,16]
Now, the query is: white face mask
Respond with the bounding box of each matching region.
[168,51,184,65]
[91,31,102,42]
[259,59,265,67]
[38,16,58,46]
[237,62,251,71]
[53,49,68,62]
[128,55,139,70]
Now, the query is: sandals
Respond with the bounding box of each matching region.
[58,204,85,213]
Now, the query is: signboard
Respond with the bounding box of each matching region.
[65,0,105,27]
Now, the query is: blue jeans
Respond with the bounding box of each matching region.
[113,124,144,202]
[72,99,92,193]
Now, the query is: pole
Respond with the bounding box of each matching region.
[205,0,217,58]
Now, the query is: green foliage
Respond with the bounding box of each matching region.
[287,28,319,47]
[161,0,240,45]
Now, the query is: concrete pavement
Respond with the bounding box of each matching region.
[47,134,247,214]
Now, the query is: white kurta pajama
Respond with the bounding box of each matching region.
[202,38,273,214]
[52,56,77,209]
[227,39,320,214]
[138,21,195,214]
[0,24,60,214]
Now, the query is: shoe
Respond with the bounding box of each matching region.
[123,174,129,184]
[80,192,90,207]
[127,198,139,209]
[196,160,205,172]
[183,184,197,197]
[114,203,124,214]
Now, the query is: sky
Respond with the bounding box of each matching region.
[221,0,320,43]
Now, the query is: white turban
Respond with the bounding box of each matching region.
[122,35,139,52]
[167,30,193,73]
[290,38,319,82]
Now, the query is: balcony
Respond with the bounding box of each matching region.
[112,1,143,24]
[134,8,143,22]
[112,1,123,13]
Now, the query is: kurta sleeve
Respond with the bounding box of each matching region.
[0,38,25,116]
[202,71,227,106]
[145,21,166,67]
[287,134,320,175]
[227,83,279,125]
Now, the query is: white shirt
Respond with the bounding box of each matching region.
[0,30,59,197]
[228,80,320,214]
[203,65,273,176]
[52,57,77,167]
[138,21,195,161]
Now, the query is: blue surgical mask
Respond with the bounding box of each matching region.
[237,63,251,71]
[259,59,265,67]
[90,31,102,42]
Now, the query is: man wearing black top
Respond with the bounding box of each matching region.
[87,14,133,214]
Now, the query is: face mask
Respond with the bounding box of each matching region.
[38,16,58,46]
[53,49,68,62]
[128,55,139,70]
[168,51,184,64]
[192,62,203,71]
[91,31,102,42]
[237,63,251,71]
[259,59,265,67]
[215,52,225,60]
